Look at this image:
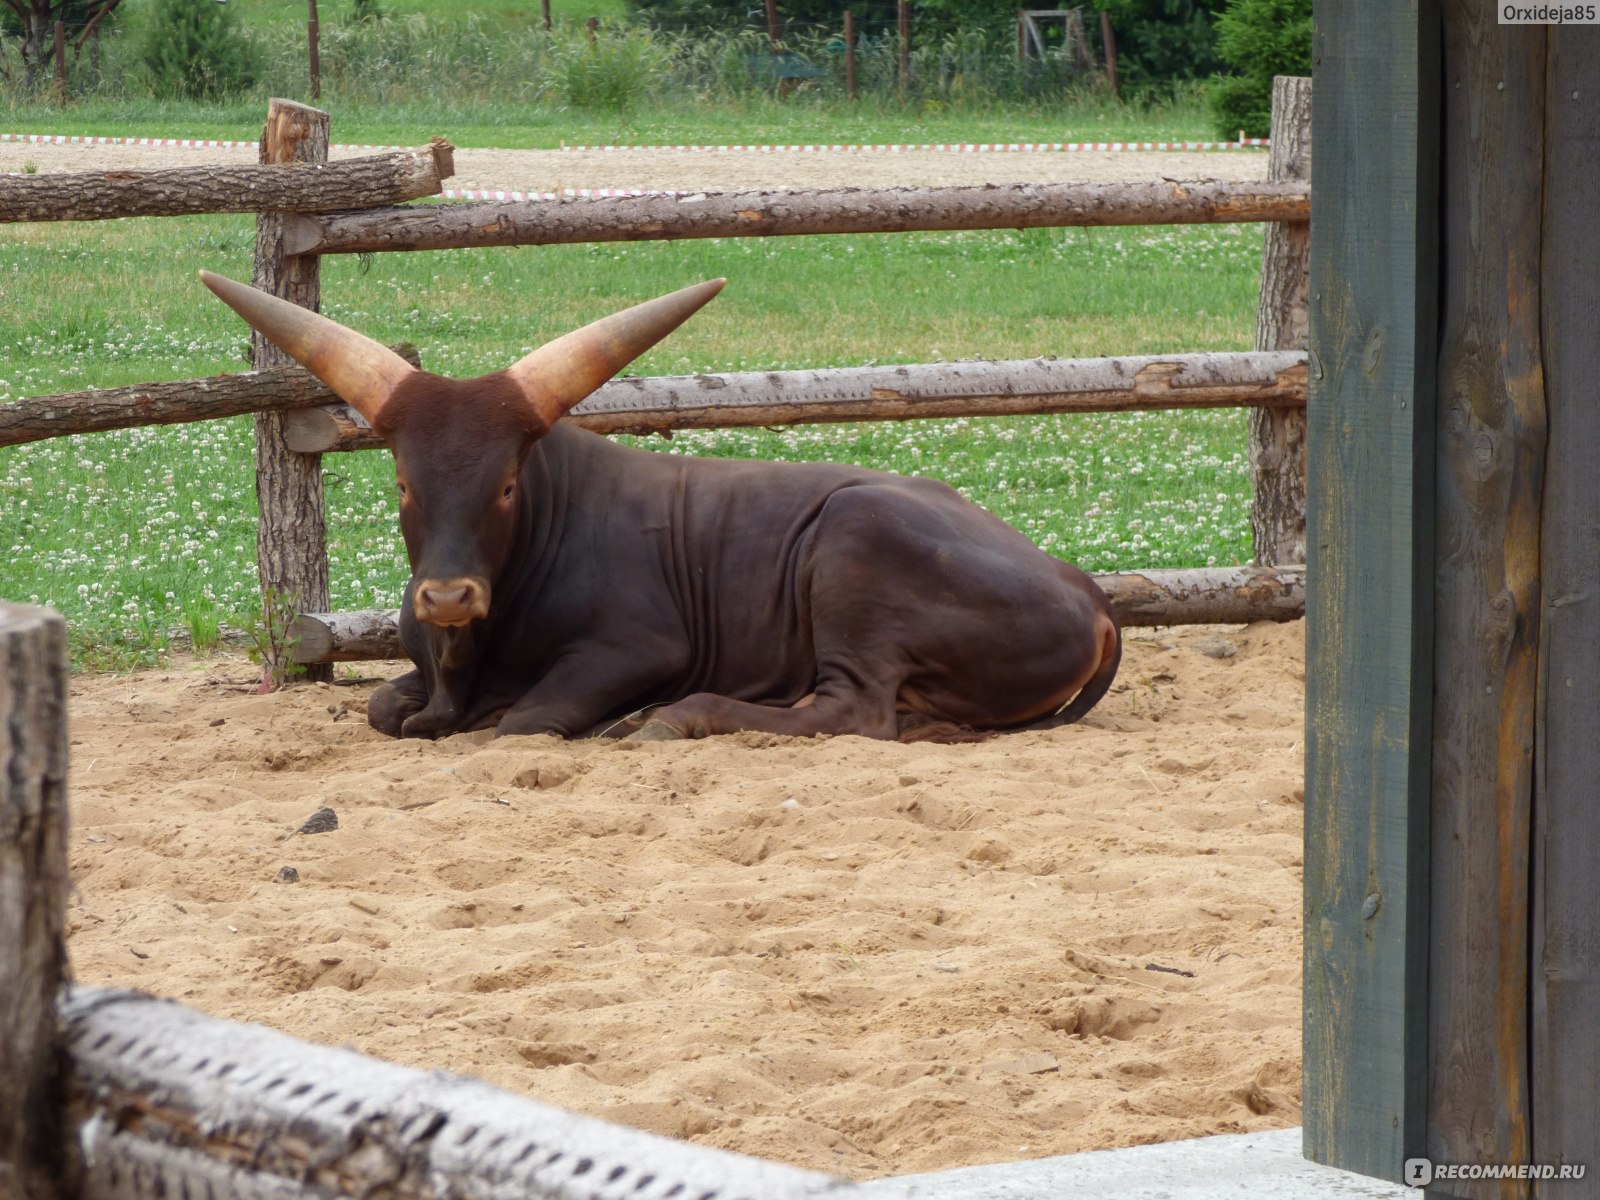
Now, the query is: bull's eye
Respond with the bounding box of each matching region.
[397,481,408,498]
[502,483,515,499]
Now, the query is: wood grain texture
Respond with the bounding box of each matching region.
[1426,14,1546,1195]
[1248,76,1311,566]
[288,567,1306,663]
[0,605,73,1200]
[281,179,1310,256]
[1531,30,1600,1194]
[0,141,452,223]
[252,100,333,685]
[0,346,420,449]
[1301,0,1438,1182]
[283,351,1310,452]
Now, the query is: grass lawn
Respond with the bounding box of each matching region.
[1,86,1263,669]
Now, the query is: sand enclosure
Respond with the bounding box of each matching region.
[65,620,1305,1179]
[26,132,1298,1177]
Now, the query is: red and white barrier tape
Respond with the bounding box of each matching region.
[2,131,1269,155]
[559,139,1269,153]
[440,187,678,201]
[0,132,403,151]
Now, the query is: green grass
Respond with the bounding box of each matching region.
[0,92,1216,151]
[0,207,1262,669]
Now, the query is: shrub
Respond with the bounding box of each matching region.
[139,0,260,99]
[540,22,671,112]
[1208,0,1310,137]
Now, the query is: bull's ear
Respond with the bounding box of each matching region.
[199,271,417,427]
[504,278,725,428]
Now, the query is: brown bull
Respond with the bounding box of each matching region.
[202,272,1120,742]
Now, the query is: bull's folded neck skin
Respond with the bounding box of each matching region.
[196,270,726,434]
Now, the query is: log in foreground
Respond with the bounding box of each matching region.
[286,351,1310,452]
[61,985,888,1200]
[0,346,421,449]
[0,140,453,223]
[283,178,1311,256]
[290,567,1306,664]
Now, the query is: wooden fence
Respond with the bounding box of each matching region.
[1,82,1310,683]
[1,85,1315,1197]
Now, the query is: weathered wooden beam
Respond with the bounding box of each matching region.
[285,351,1309,453]
[60,985,879,1200]
[1427,13,1546,1198]
[0,605,74,1200]
[1248,76,1311,567]
[1302,0,1438,1184]
[283,178,1311,257]
[1532,31,1600,1191]
[0,140,452,223]
[0,346,420,449]
[289,567,1306,664]
[1094,565,1303,628]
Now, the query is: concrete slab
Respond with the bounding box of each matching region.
[857,1128,1413,1199]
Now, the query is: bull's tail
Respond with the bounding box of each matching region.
[1017,607,1122,732]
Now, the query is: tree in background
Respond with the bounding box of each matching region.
[138,0,260,99]
[0,0,119,89]
[1090,0,1219,98]
[1208,0,1310,137]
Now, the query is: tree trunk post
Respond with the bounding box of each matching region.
[844,10,856,100]
[306,0,321,99]
[253,100,333,685]
[1249,75,1311,566]
[52,19,65,103]
[897,0,910,97]
[0,604,74,1200]
[1099,11,1119,99]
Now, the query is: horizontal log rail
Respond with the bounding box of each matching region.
[0,141,453,223]
[290,566,1305,663]
[0,347,421,449]
[61,985,872,1200]
[288,351,1308,451]
[283,178,1311,256]
[3,351,1306,452]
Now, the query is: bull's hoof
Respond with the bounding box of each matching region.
[626,719,686,742]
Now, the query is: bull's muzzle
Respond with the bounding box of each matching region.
[413,577,491,627]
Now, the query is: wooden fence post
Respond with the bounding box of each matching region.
[0,604,74,1200]
[1249,75,1311,566]
[253,99,333,685]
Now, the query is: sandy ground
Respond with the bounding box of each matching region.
[25,131,1297,1179]
[65,620,1305,1180]
[0,135,1269,192]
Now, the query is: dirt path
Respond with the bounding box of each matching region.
[2,136,1269,192]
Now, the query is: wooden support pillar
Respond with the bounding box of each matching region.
[253,99,332,685]
[1425,12,1546,1195]
[1302,3,1438,1184]
[1531,28,1600,1191]
[0,604,74,1200]
[1249,76,1310,566]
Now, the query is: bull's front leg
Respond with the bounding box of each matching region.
[367,604,485,739]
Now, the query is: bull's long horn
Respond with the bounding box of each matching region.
[504,279,725,427]
[199,271,416,427]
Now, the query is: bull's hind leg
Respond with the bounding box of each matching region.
[630,679,901,742]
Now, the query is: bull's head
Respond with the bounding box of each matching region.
[201,271,723,628]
